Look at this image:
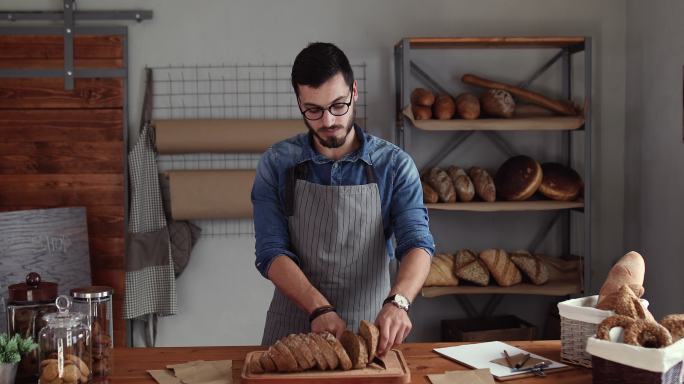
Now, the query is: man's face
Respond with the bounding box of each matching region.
[297,73,357,149]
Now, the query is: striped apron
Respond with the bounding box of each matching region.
[261,161,390,345]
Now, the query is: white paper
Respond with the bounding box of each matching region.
[433,341,567,378]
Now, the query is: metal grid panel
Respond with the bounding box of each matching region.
[150,63,367,237]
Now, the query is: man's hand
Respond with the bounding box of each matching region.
[375,303,412,357]
[311,311,347,339]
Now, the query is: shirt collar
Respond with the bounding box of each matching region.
[297,124,372,165]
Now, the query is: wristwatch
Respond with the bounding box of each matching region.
[383,293,410,312]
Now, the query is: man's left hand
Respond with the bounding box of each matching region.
[375,303,411,357]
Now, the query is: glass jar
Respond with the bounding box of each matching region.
[38,296,91,384]
[6,272,58,383]
[70,286,114,378]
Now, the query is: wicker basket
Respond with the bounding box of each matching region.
[587,336,684,384]
[557,295,649,368]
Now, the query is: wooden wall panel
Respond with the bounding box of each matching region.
[0,34,126,347]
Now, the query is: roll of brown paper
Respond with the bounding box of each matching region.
[169,170,255,219]
[154,119,305,154]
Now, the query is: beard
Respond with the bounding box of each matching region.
[305,112,355,149]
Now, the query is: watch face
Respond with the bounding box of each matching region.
[395,294,409,308]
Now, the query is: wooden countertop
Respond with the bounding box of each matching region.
[100,340,592,383]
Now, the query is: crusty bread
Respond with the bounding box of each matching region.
[412,105,432,120]
[495,155,543,201]
[422,180,439,204]
[596,251,645,310]
[455,259,490,286]
[340,330,368,369]
[479,249,522,287]
[468,167,496,202]
[454,249,477,269]
[539,163,583,201]
[510,250,549,285]
[299,334,328,370]
[480,89,515,118]
[411,88,435,107]
[455,93,480,120]
[323,332,353,371]
[424,253,458,286]
[310,333,339,370]
[447,166,475,202]
[426,168,456,203]
[259,351,277,372]
[359,320,380,362]
[433,94,456,120]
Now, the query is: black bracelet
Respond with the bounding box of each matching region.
[309,305,336,323]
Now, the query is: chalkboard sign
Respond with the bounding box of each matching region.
[0,207,91,332]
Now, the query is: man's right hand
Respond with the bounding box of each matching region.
[311,311,346,338]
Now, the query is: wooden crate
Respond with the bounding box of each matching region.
[441,315,537,342]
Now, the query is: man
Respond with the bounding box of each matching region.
[251,42,434,356]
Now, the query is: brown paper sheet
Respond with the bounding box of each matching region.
[169,170,255,220]
[148,360,232,384]
[154,119,305,154]
[427,369,494,384]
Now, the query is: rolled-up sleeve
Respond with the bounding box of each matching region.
[389,151,435,261]
[251,149,298,278]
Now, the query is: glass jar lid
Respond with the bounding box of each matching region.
[8,272,58,304]
[70,286,114,299]
[42,295,85,328]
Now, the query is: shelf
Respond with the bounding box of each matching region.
[397,36,586,49]
[402,107,584,131]
[422,278,582,297]
[425,200,584,212]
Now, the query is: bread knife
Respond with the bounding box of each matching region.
[371,356,387,370]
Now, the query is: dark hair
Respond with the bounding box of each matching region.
[291,42,354,95]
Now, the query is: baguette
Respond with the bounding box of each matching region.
[462,74,576,116]
[596,251,645,310]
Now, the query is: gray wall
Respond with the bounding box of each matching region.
[3,0,630,345]
[625,0,684,319]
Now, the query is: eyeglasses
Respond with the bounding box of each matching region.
[298,88,353,121]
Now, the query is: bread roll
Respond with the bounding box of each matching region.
[412,105,432,120]
[468,167,496,202]
[480,89,515,118]
[539,163,583,201]
[426,168,456,203]
[455,93,480,120]
[479,249,522,287]
[447,166,475,202]
[596,251,645,310]
[421,180,439,204]
[411,88,435,107]
[510,250,549,285]
[455,259,490,286]
[424,253,458,286]
[495,155,543,201]
[432,94,456,119]
[661,314,684,342]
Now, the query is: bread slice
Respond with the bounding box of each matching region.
[340,330,368,369]
[259,351,277,372]
[310,333,339,370]
[479,249,522,287]
[455,260,490,286]
[358,320,379,362]
[454,249,477,270]
[510,250,549,285]
[295,334,324,370]
[323,332,352,371]
[282,334,313,370]
[268,341,299,372]
[424,253,458,286]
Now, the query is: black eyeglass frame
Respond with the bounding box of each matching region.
[297,86,354,121]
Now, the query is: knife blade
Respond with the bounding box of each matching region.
[371,356,387,370]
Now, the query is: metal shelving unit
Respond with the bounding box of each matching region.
[394,36,592,316]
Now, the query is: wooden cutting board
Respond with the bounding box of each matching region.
[241,349,410,383]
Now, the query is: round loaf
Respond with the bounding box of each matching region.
[426,168,456,203]
[468,167,496,202]
[495,155,543,201]
[412,105,432,120]
[411,88,435,107]
[480,89,515,118]
[455,93,480,120]
[432,94,456,119]
[539,163,583,201]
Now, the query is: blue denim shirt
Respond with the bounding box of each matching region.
[251,125,435,278]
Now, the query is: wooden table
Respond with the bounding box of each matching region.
[103,340,592,383]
